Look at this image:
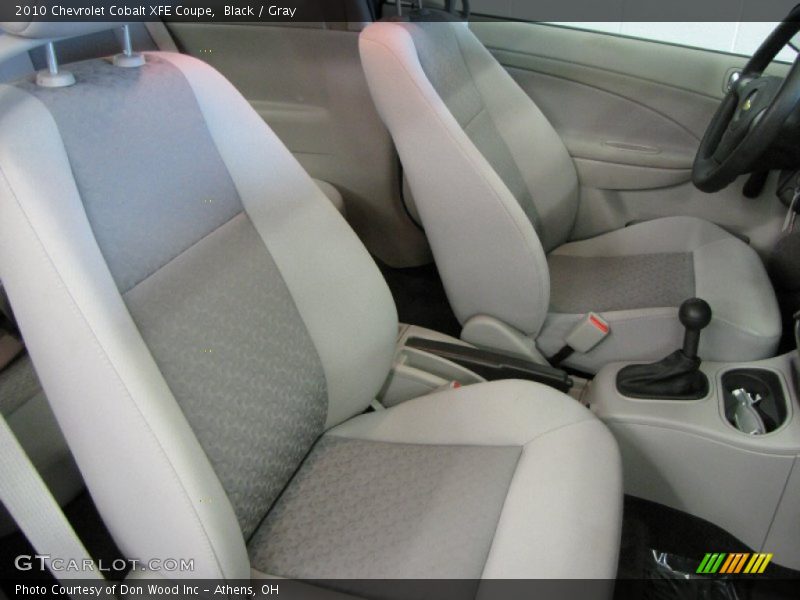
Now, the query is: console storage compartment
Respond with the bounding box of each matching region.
[586,352,800,570]
[721,369,788,435]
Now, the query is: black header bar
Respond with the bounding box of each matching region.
[2,0,800,23]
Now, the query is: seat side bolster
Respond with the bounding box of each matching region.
[326,379,595,447]
[0,84,249,579]
[360,24,551,337]
[480,418,623,580]
[452,24,580,252]
[550,215,731,257]
[693,238,781,359]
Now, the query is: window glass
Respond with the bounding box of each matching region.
[385,1,798,63]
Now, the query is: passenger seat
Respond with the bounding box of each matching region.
[0,21,622,585]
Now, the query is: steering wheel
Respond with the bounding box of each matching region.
[693,6,800,193]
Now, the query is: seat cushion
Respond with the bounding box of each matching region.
[248,380,623,587]
[539,216,781,372]
[250,437,521,581]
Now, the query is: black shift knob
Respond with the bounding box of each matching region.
[680,298,712,358]
[616,297,713,400]
[680,298,712,331]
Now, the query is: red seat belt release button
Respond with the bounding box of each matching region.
[564,312,610,353]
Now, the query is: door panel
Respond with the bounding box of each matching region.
[471,21,791,255]
[167,22,430,267]
[507,68,698,188]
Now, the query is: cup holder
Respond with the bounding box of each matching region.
[721,369,787,435]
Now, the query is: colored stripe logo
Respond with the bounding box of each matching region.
[697,552,773,574]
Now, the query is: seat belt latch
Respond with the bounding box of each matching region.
[565,313,610,354]
[549,313,610,367]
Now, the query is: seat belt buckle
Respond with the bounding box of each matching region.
[564,313,610,353]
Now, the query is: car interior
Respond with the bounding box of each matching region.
[0,0,799,597]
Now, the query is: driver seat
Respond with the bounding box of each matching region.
[360,20,782,373]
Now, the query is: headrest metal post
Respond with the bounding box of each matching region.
[395,0,402,17]
[122,24,133,57]
[36,42,75,88]
[45,42,58,75]
[113,25,145,68]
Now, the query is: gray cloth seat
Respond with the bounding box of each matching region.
[249,381,622,583]
[541,216,779,372]
[0,21,623,586]
[359,21,782,372]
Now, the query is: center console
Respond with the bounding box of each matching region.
[378,324,575,407]
[381,312,800,570]
[586,308,800,570]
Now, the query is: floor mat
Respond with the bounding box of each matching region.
[616,496,799,599]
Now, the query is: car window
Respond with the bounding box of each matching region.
[385,1,798,63]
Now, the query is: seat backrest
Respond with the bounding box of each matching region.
[0,24,397,579]
[360,21,579,336]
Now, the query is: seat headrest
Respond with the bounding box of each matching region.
[0,21,121,40]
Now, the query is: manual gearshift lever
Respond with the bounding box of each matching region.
[616,298,713,400]
[680,298,712,359]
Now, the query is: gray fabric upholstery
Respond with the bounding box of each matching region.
[19,57,242,293]
[407,23,543,238]
[548,252,695,313]
[249,436,520,581]
[125,213,327,538]
[19,57,328,540]
[163,51,398,431]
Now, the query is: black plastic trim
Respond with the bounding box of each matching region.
[405,337,573,393]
